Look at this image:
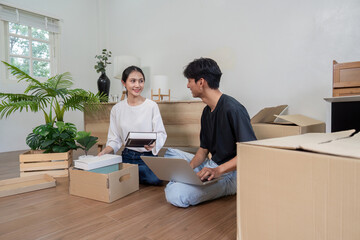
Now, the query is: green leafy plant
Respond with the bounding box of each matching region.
[75,131,98,156]
[94,49,112,73]
[0,61,106,125]
[26,122,78,153]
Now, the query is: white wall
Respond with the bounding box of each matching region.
[105,0,360,121]
[0,0,102,152]
[1,0,360,152]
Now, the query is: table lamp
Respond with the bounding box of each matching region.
[151,75,170,102]
[113,55,141,101]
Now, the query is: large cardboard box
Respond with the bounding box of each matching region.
[69,163,139,203]
[251,105,326,140]
[236,130,360,240]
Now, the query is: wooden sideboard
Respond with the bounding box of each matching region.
[328,60,360,133]
[84,101,206,152]
[333,60,360,97]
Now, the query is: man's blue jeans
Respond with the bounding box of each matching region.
[121,148,162,185]
[164,148,237,208]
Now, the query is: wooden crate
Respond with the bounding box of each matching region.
[19,150,73,177]
[0,174,56,198]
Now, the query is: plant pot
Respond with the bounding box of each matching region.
[19,150,73,178]
[97,72,110,102]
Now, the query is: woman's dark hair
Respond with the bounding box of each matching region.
[183,58,222,89]
[122,66,145,82]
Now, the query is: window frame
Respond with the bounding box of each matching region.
[5,21,58,81]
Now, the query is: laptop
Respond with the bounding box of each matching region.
[141,156,221,186]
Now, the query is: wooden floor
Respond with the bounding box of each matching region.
[0,148,236,240]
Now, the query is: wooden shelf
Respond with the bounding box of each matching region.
[333,60,360,97]
[84,100,205,153]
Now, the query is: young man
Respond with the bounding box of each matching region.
[164,57,256,208]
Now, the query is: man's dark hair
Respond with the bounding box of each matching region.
[183,58,222,89]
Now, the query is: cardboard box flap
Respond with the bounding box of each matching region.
[251,105,288,124]
[244,130,359,158]
[301,131,360,159]
[274,114,324,127]
[245,129,355,150]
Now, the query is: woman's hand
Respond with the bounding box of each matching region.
[97,146,114,156]
[144,142,155,151]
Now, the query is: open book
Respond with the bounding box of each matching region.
[125,132,157,148]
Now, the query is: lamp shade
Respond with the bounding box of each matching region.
[113,56,141,80]
[151,75,169,94]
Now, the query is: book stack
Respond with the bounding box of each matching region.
[74,154,122,174]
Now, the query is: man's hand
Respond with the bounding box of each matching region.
[198,157,237,180]
[197,167,221,181]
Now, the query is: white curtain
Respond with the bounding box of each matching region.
[0,3,60,33]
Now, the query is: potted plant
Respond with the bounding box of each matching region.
[75,131,98,158]
[0,62,105,177]
[26,121,79,153]
[94,49,112,102]
[18,121,78,177]
[0,61,106,124]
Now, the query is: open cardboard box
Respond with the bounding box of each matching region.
[69,163,139,203]
[236,130,360,240]
[251,105,326,140]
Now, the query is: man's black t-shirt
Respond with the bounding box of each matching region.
[200,94,256,165]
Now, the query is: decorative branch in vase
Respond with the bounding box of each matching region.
[94,49,112,102]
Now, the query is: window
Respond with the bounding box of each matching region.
[8,22,54,78]
[0,3,60,80]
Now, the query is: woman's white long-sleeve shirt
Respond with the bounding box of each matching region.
[106,99,167,155]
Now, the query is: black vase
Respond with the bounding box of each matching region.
[97,72,110,102]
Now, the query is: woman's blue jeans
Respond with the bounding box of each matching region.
[121,148,163,185]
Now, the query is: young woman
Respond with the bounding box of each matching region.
[98,66,167,185]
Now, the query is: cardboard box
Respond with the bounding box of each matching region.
[236,130,360,240]
[69,163,139,203]
[251,105,326,140]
